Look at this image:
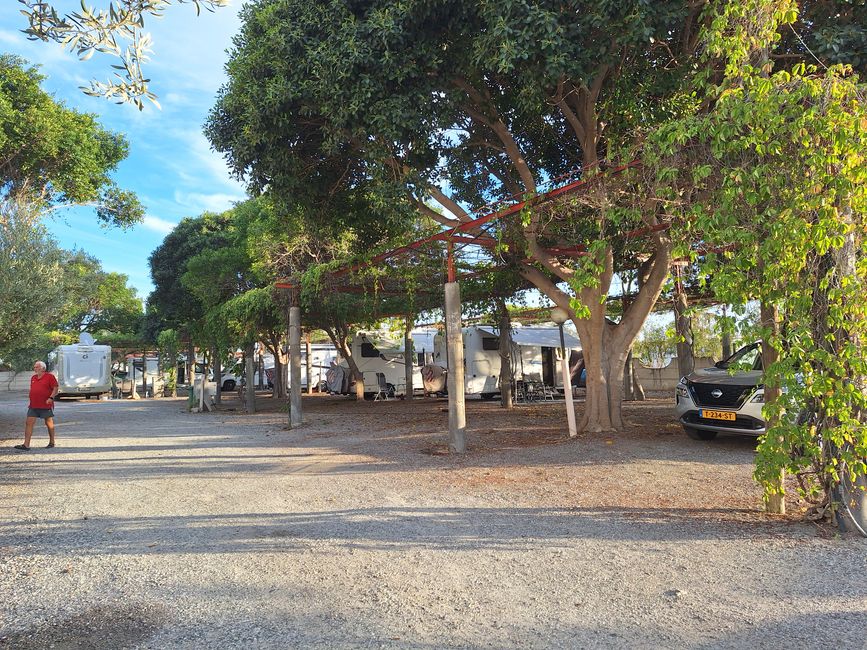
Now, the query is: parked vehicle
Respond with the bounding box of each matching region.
[418,325,583,399]
[49,342,112,398]
[675,342,765,440]
[329,332,422,398]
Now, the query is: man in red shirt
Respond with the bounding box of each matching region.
[14,361,59,450]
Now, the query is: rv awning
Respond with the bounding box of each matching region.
[478,326,581,350]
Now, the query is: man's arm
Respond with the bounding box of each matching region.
[47,376,58,403]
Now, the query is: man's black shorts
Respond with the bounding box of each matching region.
[27,408,54,419]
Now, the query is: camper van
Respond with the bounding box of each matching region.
[329,332,423,398]
[49,342,112,398]
[419,324,582,399]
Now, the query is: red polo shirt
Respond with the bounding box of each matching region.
[30,373,58,409]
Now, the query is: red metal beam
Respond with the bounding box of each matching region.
[282,161,643,287]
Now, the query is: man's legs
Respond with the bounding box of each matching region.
[45,416,56,446]
[23,416,36,447]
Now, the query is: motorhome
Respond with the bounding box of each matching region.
[419,324,582,399]
[328,331,423,398]
[49,341,112,398]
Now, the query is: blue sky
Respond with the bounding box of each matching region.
[0,2,247,301]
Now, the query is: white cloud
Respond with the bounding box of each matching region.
[141,214,177,234]
[173,190,245,214]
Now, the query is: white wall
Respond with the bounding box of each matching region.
[0,371,32,391]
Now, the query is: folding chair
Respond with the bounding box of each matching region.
[373,372,392,401]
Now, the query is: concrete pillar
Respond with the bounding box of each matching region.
[289,305,303,428]
[444,282,466,453]
[244,343,256,413]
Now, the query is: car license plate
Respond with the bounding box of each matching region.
[700,409,736,421]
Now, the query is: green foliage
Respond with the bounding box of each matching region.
[649,2,867,508]
[0,55,142,227]
[54,250,143,340]
[147,210,234,338]
[0,201,65,359]
[18,0,229,109]
[634,322,676,368]
[156,328,180,392]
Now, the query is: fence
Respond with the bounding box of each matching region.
[633,357,716,392]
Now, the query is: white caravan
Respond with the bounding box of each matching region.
[330,331,423,398]
[301,343,339,391]
[49,342,112,398]
[419,324,582,398]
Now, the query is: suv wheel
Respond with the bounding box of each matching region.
[685,427,718,441]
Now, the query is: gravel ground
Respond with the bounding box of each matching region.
[0,391,865,649]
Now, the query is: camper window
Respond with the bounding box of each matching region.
[481,336,499,351]
[361,342,381,358]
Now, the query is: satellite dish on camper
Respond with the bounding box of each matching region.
[79,332,95,345]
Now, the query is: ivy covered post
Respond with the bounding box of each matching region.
[673,263,694,379]
[761,301,784,515]
[289,289,303,428]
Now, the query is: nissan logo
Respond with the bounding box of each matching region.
[711,389,723,398]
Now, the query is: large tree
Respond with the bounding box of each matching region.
[208,0,702,431]
[55,250,142,339]
[0,201,64,358]
[146,211,233,338]
[0,54,142,226]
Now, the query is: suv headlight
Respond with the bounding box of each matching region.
[676,378,689,398]
[750,389,765,403]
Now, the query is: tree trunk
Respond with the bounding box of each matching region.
[324,326,365,400]
[497,302,514,409]
[272,354,283,400]
[761,301,784,514]
[186,339,195,389]
[674,265,694,378]
[575,300,615,432]
[721,305,733,359]
[573,255,670,430]
[289,304,302,427]
[350,357,365,400]
[624,350,635,401]
[632,364,646,401]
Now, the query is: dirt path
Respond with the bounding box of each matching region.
[0,393,865,649]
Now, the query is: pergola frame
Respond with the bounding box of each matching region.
[276,160,720,449]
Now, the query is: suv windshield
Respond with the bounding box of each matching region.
[715,343,762,371]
